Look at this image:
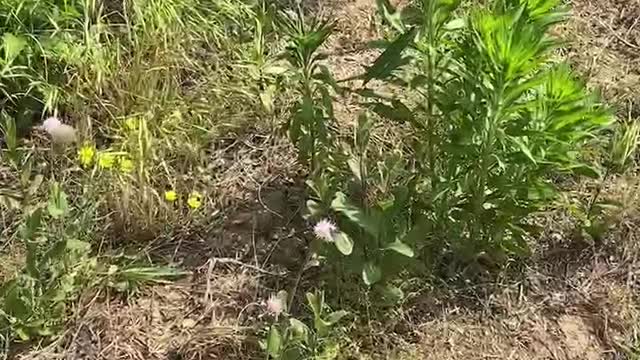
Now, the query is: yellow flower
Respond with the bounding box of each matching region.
[97,152,116,169]
[78,144,95,168]
[124,117,138,131]
[164,190,178,202]
[119,158,134,173]
[187,191,203,209]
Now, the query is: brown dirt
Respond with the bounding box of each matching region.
[563,0,640,112]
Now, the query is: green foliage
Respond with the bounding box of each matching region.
[359,0,612,270]
[284,0,614,286]
[280,6,337,173]
[262,291,347,360]
[0,183,95,342]
[0,181,185,346]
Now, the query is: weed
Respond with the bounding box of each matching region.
[262,290,347,360]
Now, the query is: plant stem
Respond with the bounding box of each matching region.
[303,65,316,174]
[425,0,437,192]
[474,75,504,245]
[587,167,611,217]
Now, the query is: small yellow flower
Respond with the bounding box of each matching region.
[164,190,178,202]
[97,152,116,169]
[78,144,95,168]
[119,158,134,173]
[124,117,138,131]
[187,191,203,209]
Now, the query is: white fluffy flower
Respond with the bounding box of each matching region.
[266,293,285,318]
[313,219,337,242]
[41,116,76,144]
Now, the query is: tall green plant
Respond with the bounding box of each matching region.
[364,0,613,269]
[279,6,336,174]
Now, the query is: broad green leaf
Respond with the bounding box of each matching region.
[355,112,374,152]
[325,310,348,325]
[263,65,288,75]
[333,231,353,255]
[306,199,324,218]
[267,326,281,358]
[331,192,379,237]
[3,280,29,319]
[385,240,414,257]
[444,17,466,30]
[15,327,31,341]
[569,164,601,179]
[3,33,27,62]
[363,27,417,85]
[380,283,404,303]
[347,157,362,182]
[318,342,339,360]
[21,208,42,240]
[362,262,382,285]
[289,318,310,343]
[42,239,67,265]
[371,99,415,125]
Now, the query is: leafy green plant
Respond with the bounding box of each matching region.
[278,4,418,288]
[0,183,95,341]
[285,0,613,285]
[358,0,612,270]
[306,113,419,287]
[572,118,640,244]
[262,291,347,360]
[279,6,337,174]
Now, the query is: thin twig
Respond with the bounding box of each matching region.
[598,19,640,50]
[287,251,312,312]
[208,257,286,277]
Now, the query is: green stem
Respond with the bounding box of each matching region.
[425,0,437,192]
[587,167,611,218]
[474,77,505,245]
[303,65,316,174]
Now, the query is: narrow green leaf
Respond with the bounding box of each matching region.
[509,136,536,164]
[362,262,382,285]
[325,310,348,325]
[333,231,353,255]
[363,27,417,85]
[569,164,601,179]
[267,326,282,358]
[306,292,323,318]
